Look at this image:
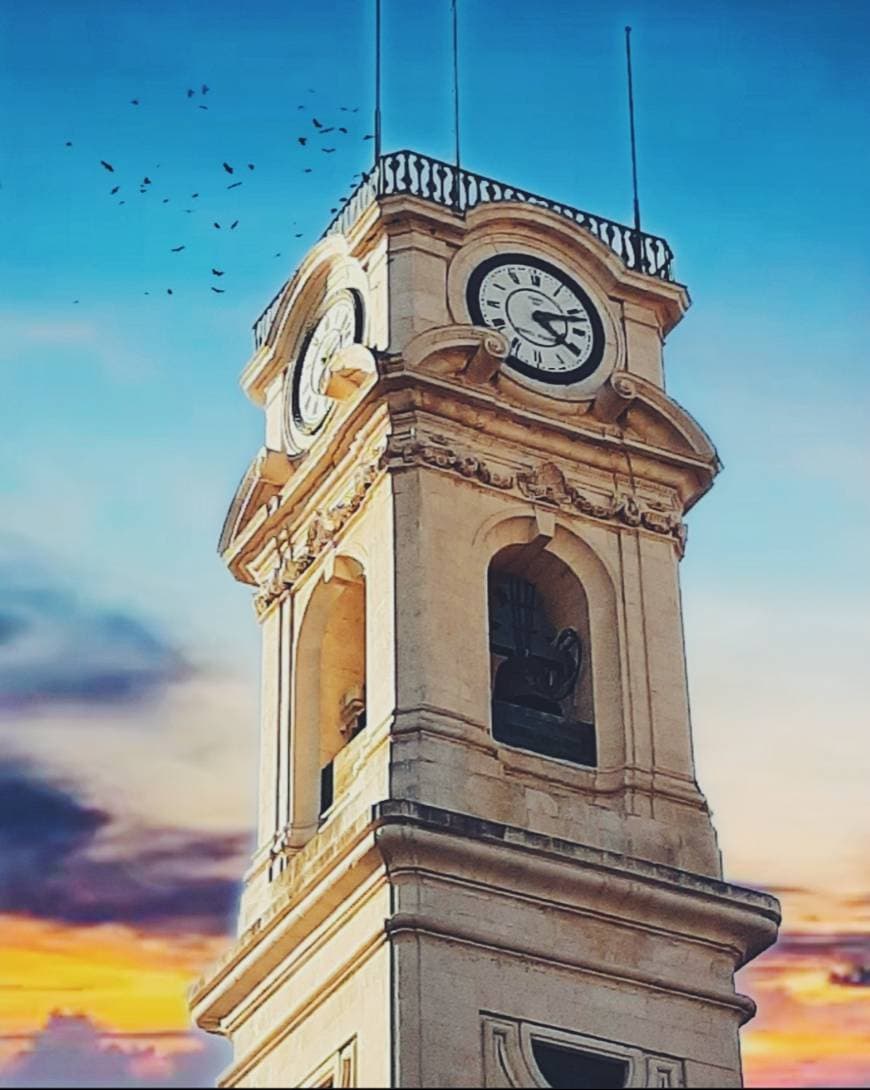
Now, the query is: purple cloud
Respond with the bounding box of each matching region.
[0,1013,229,1088]
[0,762,246,934]
[0,541,186,713]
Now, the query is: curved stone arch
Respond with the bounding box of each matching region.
[290,553,367,846]
[448,201,689,336]
[475,510,625,772]
[244,236,372,407]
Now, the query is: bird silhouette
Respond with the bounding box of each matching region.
[227,181,242,189]
[211,268,225,276]
[100,160,115,172]
[186,89,195,98]
[167,288,173,295]
[230,220,239,229]
[191,193,199,198]
[223,162,234,173]
[72,299,79,304]
[198,105,208,111]
[110,185,120,194]
[295,232,303,237]
[211,287,225,294]
[162,198,170,203]
[275,252,281,257]
[338,127,348,134]
[363,134,374,140]
[142,176,152,185]
[247,163,255,170]
[65,141,73,147]
[130,99,140,106]
[312,118,323,128]
[322,147,336,153]
[298,137,307,146]
[304,168,313,173]
[201,84,209,95]
[213,222,221,229]
[320,127,334,134]
[171,245,185,253]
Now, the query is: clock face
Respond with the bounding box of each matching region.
[467,253,605,387]
[288,292,362,440]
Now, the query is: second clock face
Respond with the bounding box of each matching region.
[289,292,362,438]
[467,253,605,387]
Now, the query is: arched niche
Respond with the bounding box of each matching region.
[477,514,624,772]
[291,555,367,841]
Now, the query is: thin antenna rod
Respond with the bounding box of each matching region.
[374,0,383,167]
[625,25,641,234]
[452,0,461,178]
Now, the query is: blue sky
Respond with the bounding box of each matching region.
[0,3,869,1083]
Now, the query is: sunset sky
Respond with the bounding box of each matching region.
[1,0,868,1086]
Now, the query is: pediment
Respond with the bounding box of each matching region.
[218,448,293,569]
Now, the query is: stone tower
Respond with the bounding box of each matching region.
[191,151,779,1088]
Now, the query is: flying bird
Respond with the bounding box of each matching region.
[275,251,281,257]
[191,193,199,198]
[247,163,255,170]
[230,220,239,229]
[162,198,170,203]
[198,105,208,111]
[322,147,336,153]
[171,245,185,252]
[167,288,173,295]
[211,287,225,293]
[186,89,195,98]
[363,134,374,140]
[303,168,312,173]
[222,162,234,174]
[338,127,348,134]
[298,136,307,145]
[142,176,152,185]
[65,141,73,147]
[100,160,114,172]
[295,232,302,238]
[320,127,334,134]
[211,268,224,276]
[130,99,139,106]
[201,84,209,95]
[312,118,323,128]
[72,299,79,304]
[110,185,120,194]
[213,222,221,229]
[227,181,242,189]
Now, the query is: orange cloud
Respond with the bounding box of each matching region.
[0,916,223,1041]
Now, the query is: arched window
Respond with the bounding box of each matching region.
[488,544,595,767]
[294,557,366,835]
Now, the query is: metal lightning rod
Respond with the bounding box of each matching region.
[374,0,383,168]
[625,25,642,234]
[452,0,462,180]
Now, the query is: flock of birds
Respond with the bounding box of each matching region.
[64,85,375,302]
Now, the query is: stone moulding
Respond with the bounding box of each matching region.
[252,455,383,618]
[252,439,687,618]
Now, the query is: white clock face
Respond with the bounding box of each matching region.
[288,293,361,441]
[467,254,605,387]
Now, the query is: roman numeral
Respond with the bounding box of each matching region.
[492,318,506,328]
[508,268,520,284]
[566,342,582,357]
[531,272,541,286]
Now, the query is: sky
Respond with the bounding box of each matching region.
[0,0,868,1086]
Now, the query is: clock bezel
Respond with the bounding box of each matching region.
[466,253,606,387]
[284,287,365,454]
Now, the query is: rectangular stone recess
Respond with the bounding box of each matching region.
[319,762,334,816]
[492,700,597,767]
[531,1041,628,1089]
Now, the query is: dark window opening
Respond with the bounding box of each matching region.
[319,761,334,817]
[489,570,596,767]
[532,1041,628,1090]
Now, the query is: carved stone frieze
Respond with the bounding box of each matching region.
[384,434,514,490]
[518,461,685,551]
[252,456,383,618]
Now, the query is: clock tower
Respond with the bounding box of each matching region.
[191,151,779,1088]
